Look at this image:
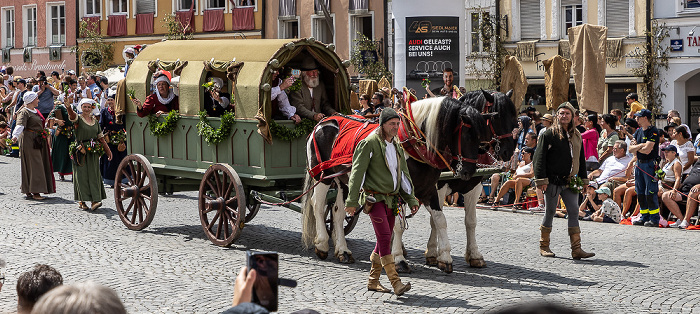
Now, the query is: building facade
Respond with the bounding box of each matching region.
[77,0,263,70]
[654,1,700,127]
[1,0,77,78]
[467,0,649,113]
[263,0,387,77]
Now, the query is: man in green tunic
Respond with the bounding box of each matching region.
[344,108,420,297]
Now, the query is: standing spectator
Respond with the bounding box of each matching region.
[597,114,619,163]
[11,91,55,200]
[32,76,60,119]
[513,116,532,159]
[573,112,586,133]
[67,98,112,210]
[533,111,544,134]
[590,187,622,223]
[670,125,695,174]
[610,109,624,127]
[11,78,29,120]
[49,71,61,91]
[4,66,14,87]
[2,78,16,114]
[534,102,594,259]
[626,93,644,118]
[30,282,126,314]
[48,100,74,181]
[98,77,110,110]
[582,113,601,170]
[86,75,101,102]
[538,114,553,137]
[100,91,127,187]
[16,264,63,314]
[619,118,639,154]
[629,109,661,227]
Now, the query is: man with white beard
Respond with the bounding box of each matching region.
[288,58,336,121]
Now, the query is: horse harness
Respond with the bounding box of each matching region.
[480,98,511,154]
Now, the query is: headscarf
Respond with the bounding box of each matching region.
[153,75,176,105]
[22,91,38,104]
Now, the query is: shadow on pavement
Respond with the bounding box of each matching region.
[385,295,480,310]
[575,258,648,268]
[141,224,210,242]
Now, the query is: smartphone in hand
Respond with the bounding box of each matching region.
[291,69,301,78]
[246,251,279,312]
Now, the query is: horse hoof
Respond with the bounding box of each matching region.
[425,256,438,266]
[337,252,355,264]
[396,260,412,274]
[315,248,328,260]
[437,262,453,274]
[469,258,487,268]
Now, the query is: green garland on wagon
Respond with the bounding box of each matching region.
[269,118,316,142]
[196,110,236,145]
[148,110,181,136]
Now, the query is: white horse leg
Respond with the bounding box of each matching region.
[391,214,411,273]
[426,206,453,273]
[424,206,439,266]
[464,183,486,267]
[312,183,331,259]
[331,185,354,263]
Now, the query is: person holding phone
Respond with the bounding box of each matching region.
[344,108,419,297]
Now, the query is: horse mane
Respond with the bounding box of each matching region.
[411,97,483,154]
[459,105,486,143]
[409,97,445,151]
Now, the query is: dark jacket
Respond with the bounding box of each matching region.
[533,128,588,186]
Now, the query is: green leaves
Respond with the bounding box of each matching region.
[196,111,236,145]
[269,119,316,142]
[148,110,181,137]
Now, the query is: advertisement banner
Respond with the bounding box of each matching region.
[405,16,460,98]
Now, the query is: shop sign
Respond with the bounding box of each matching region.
[671,39,684,52]
[405,16,460,94]
[625,58,643,69]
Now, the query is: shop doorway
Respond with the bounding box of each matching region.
[607,84,636,114]
[688,96,700,134]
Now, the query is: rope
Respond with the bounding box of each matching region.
[251,170,349,207]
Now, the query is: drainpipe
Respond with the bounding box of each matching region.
[384,0,388,70]
[260,0,266,38]
[646,0,651,109]
[76,2,81,75]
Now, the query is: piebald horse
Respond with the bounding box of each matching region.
[391,90,518,273]
[301,96,489,263]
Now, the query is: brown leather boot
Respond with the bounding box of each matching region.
[539,225,555,257]
[380,255,411,296]
[568,227,595,259]
[367,252,391,293]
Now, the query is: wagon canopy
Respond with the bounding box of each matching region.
[126,38,352,125]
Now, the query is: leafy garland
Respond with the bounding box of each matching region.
[148,110,181,136]
[69,139,105,157]
[196,110,236,145]
[109,129,127,145]
[285,76,303,92]
[269,118,316,142]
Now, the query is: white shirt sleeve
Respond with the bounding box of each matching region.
[401,173,413,195]
[12,125,24,139]
[385,141,399,190]
[272,86,296,119]
[219,96,230,108]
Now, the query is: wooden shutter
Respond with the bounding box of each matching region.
[520,0,540,39]
[137,0,155,14]
[606,0,629,38]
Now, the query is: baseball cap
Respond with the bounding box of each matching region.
[595,186,612,196]
[662,145,678,153]
[67,70,76,75]
[634,109,652,119]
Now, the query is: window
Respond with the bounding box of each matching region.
[1,8,14,48]
[520,0,540,39]
[24,6,37,47]
[236,0,255,7]
[314,0,329,14]
[469,11,491,54]
[606,0,630,38]
[136,0,156,14]
[311,15,334,44]
[49,4,66,45]
[178,0,197,11]
[350,14,373,54]
[85,0,101,16]
[208,0,225,9]
[111,0,128,14]
[686,0,700,8]
[278,18,299,39]
[562,5,583,38]
[349,0,368,12]
[279,0,295,17]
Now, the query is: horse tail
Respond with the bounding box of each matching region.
[301,135,317,250]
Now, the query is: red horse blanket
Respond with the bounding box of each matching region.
[308,116,378,177]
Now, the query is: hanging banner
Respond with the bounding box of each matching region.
[405,16,460,98]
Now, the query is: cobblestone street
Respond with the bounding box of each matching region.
[1,156,700,313]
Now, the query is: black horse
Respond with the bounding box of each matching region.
[391,90,518,273]
[301,96,489,264]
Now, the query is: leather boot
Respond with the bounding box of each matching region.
[539,225,555,257]
[380,255,411,296]
[568,227,595,259]
[367,252,391,293]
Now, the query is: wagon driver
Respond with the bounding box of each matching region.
[288,58,336,122]
[344,108,419,297]
[132,71,179,117]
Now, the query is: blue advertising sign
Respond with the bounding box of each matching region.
[671,39,684,52]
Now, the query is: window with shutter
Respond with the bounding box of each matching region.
[2,8,15,48]
[279,0,295,17]
[520,0,540,39]
[137,0,155,14]
[311,15,334,44]
[349,0,368,12]
[314,0,330,14]
[606,0,629,38]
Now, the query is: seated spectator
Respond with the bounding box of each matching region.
[658,145,683,199]
[582,113,601,170]
[597,114,619,162]
[270,69,300,123]
[490,147,535,209]
[694,116,700,155]
[588,141,632,187]
[669,125,695,174]
[30,281,126,314]
[132,71,179,117]
[288,58,336,122]
[589,186,622,223]
[664,158,700,228]
[367,92,386,118]
[667,109,680,124]
[0,121,9,151]
[513,116,532,156]
[626,92,644,118]
[16,264,63,314]
[579,184,602,219]
[203,77,233,117]
[357,94,374,117]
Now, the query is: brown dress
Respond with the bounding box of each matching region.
[17,108,56,194]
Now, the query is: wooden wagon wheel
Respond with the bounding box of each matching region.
[198,163,246,247]
[244,198,261,223]
[325,199,360,236]
[114,154,158,230]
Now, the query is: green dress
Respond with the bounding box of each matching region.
[51,105,74,175]
[72,115,106,202]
